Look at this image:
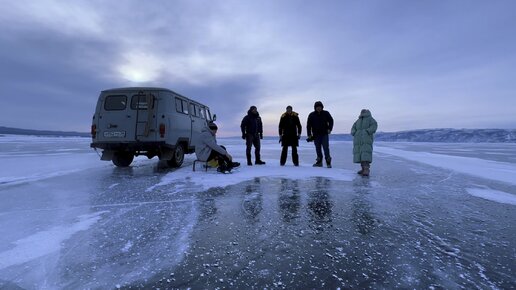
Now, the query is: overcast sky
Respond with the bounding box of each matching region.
[1,0,515,136]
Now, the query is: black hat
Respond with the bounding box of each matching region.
[286,105,292,110]
[208,122,218,130]
[250,106,257,111]
[314,101,324,110]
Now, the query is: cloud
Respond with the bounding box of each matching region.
[0,1,103,36]
[1,0,515,133]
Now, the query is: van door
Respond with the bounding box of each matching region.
[169,95,193,147]
[190,103,207,148]
[132,91,157,142]
[97,93,135,143]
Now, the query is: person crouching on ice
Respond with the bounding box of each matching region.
[195,122,240,173]
[351,109,378,176]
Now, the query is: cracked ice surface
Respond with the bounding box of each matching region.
[0,135,514,289]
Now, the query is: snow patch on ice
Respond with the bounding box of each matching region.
[375,146,516,185]
[108,183,120,189]
[0,153,106,186]
[121,240,133,252]
[466,188,516,206]
[149,163,355,192]
[0,211,105,270]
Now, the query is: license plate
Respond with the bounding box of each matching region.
[103,131,126,138]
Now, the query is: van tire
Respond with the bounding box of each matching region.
[112,152,134,167]
[167,145,185,167]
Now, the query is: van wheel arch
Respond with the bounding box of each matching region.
[167,142,186,167]
[112,151,134,167]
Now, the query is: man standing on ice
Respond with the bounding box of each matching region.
[307,101,334,168]
[278,105,302,166]
[351,109,378,176]
[241,106,266,166]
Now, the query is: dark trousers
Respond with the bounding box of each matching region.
[245,134,261,162]
[208,146,231,168]
[314,134,330,161]
[281,145,298,165]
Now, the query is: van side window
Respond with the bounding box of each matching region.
[131,94,155,110]
[175,98,184,113]
[182,100,189,114]
[206,109,212,121]
[104,95,127,111]
[190,104,198,117]
[199,107,206,119]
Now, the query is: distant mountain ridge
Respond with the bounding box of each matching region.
[1,126,515,142]
[0,126,89,137]
[330,128,516,143]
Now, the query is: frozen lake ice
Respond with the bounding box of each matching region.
[0,135,515,289]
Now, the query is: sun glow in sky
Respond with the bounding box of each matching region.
[118,51,163,83]
[1,0,515,135]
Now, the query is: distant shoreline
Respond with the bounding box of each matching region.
[0,126,89,137]
[1,126,515,143]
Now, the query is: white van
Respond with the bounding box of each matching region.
[90,87,215,167]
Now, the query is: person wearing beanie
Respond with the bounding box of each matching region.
[240,105,266,165]
[351,109,378,176]
[195,122,240,173]
[306,101,334,167]
[278,105,302,166]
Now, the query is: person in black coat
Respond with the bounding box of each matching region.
[241,106,266,165]
[306,101,334,167]
[278,105,302,166]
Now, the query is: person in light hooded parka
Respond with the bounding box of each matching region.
[196,122,240,173]
[351,109,378,176]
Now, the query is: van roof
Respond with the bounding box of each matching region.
[102,87,174,93]
[101,87,207,106]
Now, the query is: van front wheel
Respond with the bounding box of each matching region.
[167,145,184,167]
[112,151,134,167]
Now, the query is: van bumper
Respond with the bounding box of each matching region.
[90,141,175,151]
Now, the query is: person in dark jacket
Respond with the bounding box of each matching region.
[351,109,378,176]
[306,101,334,167]
[196,122,240,173]
[241,106,266,165]
[278,105,302,166]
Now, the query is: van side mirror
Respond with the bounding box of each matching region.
[212,114,217,121]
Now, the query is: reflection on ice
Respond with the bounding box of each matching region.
[0,137,515,289]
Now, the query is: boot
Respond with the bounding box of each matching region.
[362,163,370,177]
[357,162,365,175]
[326,157,332,168]
[247,156,252,166]
[313,158,322,167]
[217,164,230,173]
[255,160,266,165]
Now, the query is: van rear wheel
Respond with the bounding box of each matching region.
[112,151,134,167]
[167,145,184,167]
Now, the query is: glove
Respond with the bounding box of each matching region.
[279,136,282,143]
[259,133,263,139]
[297,135,300,140]
[242,133,246,140]
[327,129,331,134]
